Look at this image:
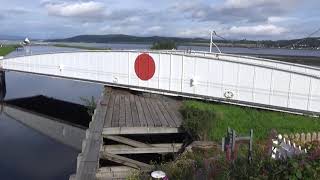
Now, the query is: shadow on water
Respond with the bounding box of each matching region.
[1,71,91,129]
[0,71,6,111]
[5,95,91,128]
[0,71,90,180]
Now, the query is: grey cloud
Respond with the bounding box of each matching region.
[174,0,298,24]
[43,1,108,22]
[104,9,138,21]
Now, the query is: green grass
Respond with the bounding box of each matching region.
[181,100,320,141]
[0,45,19,56]
[53,44,111,50]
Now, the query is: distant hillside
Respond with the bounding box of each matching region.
[48,34,209,44]
[47,34,320,49]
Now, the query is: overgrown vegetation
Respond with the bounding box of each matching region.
[155,155,196,180]
[129,100,320,179]
[180,102,217,141]
[181,100,320,141]
[150,40,177,50]
[126,154,197,180]
[128,141,320,180]
[0,45,21,56]
[53,44,111,50]
[222,141,320,179]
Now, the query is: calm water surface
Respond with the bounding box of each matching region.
[4,43,320,58]
[0,70,102,180]
[49,42,320,57]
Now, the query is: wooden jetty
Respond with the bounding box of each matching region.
[71,87,184,180]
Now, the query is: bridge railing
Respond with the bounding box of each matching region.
[1,50,320,115]
[4,49,320,76]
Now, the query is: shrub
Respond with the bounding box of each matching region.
[126,170,144,180]
[156,154,196,180]
[180,101,217,141]
[225,141,320,179]
[182,100,320,141]
[127,141,320,179]
[151,40,177,50]
[126,154,196,180]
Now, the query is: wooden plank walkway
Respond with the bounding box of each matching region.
[103,88,183,135]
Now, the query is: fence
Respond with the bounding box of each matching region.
[282,132,320,144]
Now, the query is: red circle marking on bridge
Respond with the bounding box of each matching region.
[134,53,155,81]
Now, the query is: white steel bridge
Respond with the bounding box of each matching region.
[1,50,320,115]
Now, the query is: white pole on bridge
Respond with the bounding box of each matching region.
[210,31,222,54]
[210,30,213,53]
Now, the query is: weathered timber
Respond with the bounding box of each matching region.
[104,135,152,148]
[101,144,182,154]
[96,166,135,180]
[101,153,153,170]
[74,87,111,180]
[103,88,182,129]
[102,127,181,135]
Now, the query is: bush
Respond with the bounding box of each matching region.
[223,141,320,179]
[126,154,196,180]
[182,100,320,141]
[127,141,320,180]
[180,101,217,141]
[151,40,177,50]
[156,154,196,180]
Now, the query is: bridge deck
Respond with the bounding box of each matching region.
[102,88,183,135]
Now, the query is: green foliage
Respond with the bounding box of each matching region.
[151,40,177,50]
[191,142,320,179]
[127,141,320,179]
[180,101,217,141]
[0,45,20,56]
[80,96,97,116]
[126,154,196,180]
[126,170,142,180]
[226,145,320,180]
[156,154,196,180]
[182,100,320,141]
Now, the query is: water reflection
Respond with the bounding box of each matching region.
[0,71,102,180]
[0,71,87,150]
[0,71,6,98]
[0,71,6,112]
[0,112,79,180]
[3,101,86,150]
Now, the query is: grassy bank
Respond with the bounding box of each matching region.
[181,100,320,141]
[53,44,111,50]
[0,45,19,56]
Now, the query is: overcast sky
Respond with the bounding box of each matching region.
[0,0,319,40]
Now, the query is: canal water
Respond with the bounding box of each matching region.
[4,43,320,58]
[44,42,320,57]
[0,69,102,180]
